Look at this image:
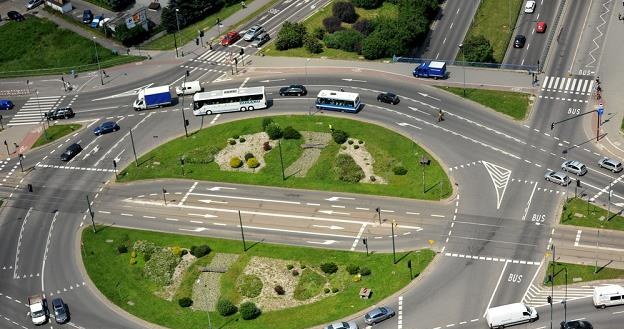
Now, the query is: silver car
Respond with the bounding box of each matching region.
[324,321,358,329]
[251,32,271,47]
[561,160,587,176]
[244,25,264,41]
[26,0,43,9]
[364,306,395,325]
[599,157,623,173]
[545,170,571,186]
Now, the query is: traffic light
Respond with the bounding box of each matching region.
[195,38,199,45]
[375,207,380,213]
[547,296,552,304]
[576,179,581,187]
[186,70,190,77]
[239,48,244,56]
[234,57,238,65]
[362,238,367,246]
[550,122,555,130]
[199,30,204,38]
[27,184,33,192]
[185,119,189,127]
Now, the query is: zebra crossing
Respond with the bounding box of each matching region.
[190,49,247,66]
[8,95,64,126]
[541,76,595,95]
[522,282,595,307]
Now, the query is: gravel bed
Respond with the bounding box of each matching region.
[191,253,239,311]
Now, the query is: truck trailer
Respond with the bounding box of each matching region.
[133,86,173,111]
[413,61,447,79]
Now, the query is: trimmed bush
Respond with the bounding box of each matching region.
[178,297,193,308]
[181,249,188,256]
[239,137,246,143]
[229,139,236,145]
[230,157,243,168]
[352,0,383,9]
[265,122,283,140]
[334,154,365,183]
[348,139,354,145]
[331,287,339,293]
[263,141,272,151]
[322,16,342,33]
[332,1,358,23]
[392,165,408,175]
[332,130,349,144]
[360,267,371,276]
[305,35,323,54]
[313,27,326,40]
[217,298,237,316]
[171,246,182,257]
[189,244,211,257]
[324,287,331,293]
[354,145,359,149]
[283,126,302,139]
[370,175,376,182]
[323,29,363,52]
[262,117,274,130]
[244,153,255,161]
[287,264,294,270]
[292,269,299,276]
[233,134,240,139]
[117,245,128,254]
[346,264,360,275]
[352,18,374,36]
[274,285,285,295]
[239,301,261,320]
[358,140,364,144]
[320,262,338,274]
[247,158,260,169]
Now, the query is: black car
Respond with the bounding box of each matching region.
[51,298,69,324]
[60,143,82,161]
[377,92,400,105]
[279,85,307,96]
[514,35,526,48]
[7,11,25,21]
[45,107,74,120]
[560,320,593,329]
[82,9,93,24]
[93,121,120,135]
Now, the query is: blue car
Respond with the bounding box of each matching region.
[0,99,14,110]
[94,121,120,135]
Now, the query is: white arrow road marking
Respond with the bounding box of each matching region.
[312,225,344,230]
[306,240,337,245]
[192,193,300,204]
[341,78,367,82]
[396,122,423,130]
[258,79,286,83]
[482,161,511,210]
[325,196,355,202]
[397,225,423,232]
[179,227,209,232]
[207,186,237,191]
[318,210,350,215]
[417,92,441,101]
[198,199,228,204]
[188,213,218,218]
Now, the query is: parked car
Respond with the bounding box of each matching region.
[544,170,571,186]
[0,99,15,110]
[377,92,400,105]
[7,11,25,21]
[45,107,74,120]
[99,17,111,28]
[324,321,358,329]
[279,85,307,96]
[51,298,68,324]
[93,121,120,135]
[524,0,536,13]
[60,143,82,161]
[561,160,587,176]
[251,32,271,47]
[599,157,623,173]
[82,9,93,24]
[364,306,395,325]
[560,320,593,329]
[221,31,241,46]
[244,25,264,41]
[514,35,526,48]
[26,0,44,10]
[536,21,547,33]
[91,15,102,28]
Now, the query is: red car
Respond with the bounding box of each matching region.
[536,21,547,33]
[221,31,241,46]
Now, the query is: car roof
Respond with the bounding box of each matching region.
[51,298,63,306]
[565,160,583,167]
[368,307,384,315]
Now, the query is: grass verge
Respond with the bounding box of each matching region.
[463,0,523,63]
[436,86,530,120]
[118,115,452,200]
[83,226,435,329]
[32,124,81,148]
[0,16,143,78]
[544,261,624,286]
[561,198,624,231]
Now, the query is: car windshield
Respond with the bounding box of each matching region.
[32,309,45,317]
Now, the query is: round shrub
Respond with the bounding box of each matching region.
[239,301,261,320]
[117,245,128,254]
[239,137,246,143]
[353,275,361,282]
[238,275,263,298]
[262,117,274,130]
[353,145,359,149]
[352,18,374,36]
[217,298,237,316]
[143,253,151,261]
[301,264,307,269]
[287,264,294,270]
[313,27,326,40]
[305,35,323,54]
[171,246,181,257]
[263,141,272,151]
[190,244,211,257]
[331,287,339,293]
[247,158,260,169]
[332,129,348,144]
[348,139,354,144]
[323,29,363,53]
[178,297,193,308]
[181,249,188,256]
[370,175,376,182]
[244,153,255,161]
[341,145,347,150]
[265,122,283,140]
[131,250,137,258]
[320,262,338,274]
[292,269,299,276]
[233,134,240,139]
[283,126,302,139]
[324,287,330,293]
[230,157,243,168]
[360,267,371,276]
[392,165,408,175]
[358,140,364,144]
[332,1,358,23]
[346,264,360,275]
[322,16,342,33]
[129,257,137,265]
[229,139,237,145]
[274,285,285,295]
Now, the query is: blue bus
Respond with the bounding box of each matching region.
[315,90,361,112]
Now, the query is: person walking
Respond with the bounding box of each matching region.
[437,110,444,122]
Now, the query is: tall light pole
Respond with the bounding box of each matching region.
[92,37,103,85]
[458,43,466,96]
[391,219,397,264]
[305,58,310,86]
[175,9,181,58]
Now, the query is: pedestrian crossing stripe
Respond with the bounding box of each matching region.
[522,282,595,307]
[541,76,595,95]
[36,163,116,172]
[191,49,246,65]
[179,65,224,74]
[8,95,64,126]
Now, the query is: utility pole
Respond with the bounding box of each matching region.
[375,207,381,224]
[174,9,181,58]
[129,129,138,166]
[162,187,167,205]
[278,140,285,180]
[550,244,555,329]
[391,219,397,264]
[18,154,24,172]
[86,195,96,233]
[362,237,368,256]
[92,37,103,85]
[238,210,247,251]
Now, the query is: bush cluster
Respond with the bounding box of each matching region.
[229,139,237,145]
[346,264,360,275]
[332,130,349,144]
[360,267,372,276]
[392,165,408,175]
[334,154,365,183]
[247,158,260,168]
[178,297,193,308]
[265,122,283,140]
[275,22,307,51]
[283,126,302,139]
[333,1,358,23]
[230,157,243,168]
[274,285,285,295]
[189,244,211,257]
[244,153,255,161]
[352,0,383,9]
[238,274,263,298]
[239,301,261,320]
[324,29,363,53]
[287,264,294,270]
[320,262,338,274]
[262,117,274,130]
[217,298,237,316]
[292,269,299,276]
[133,240,158,259]
[323,16,343,33]
[352,19,374,36]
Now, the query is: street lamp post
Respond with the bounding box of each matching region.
[175,9,181,58]
[391,219,397,264]
[305,58,310,86]
[458,43,466,96]
[92,37,103,85]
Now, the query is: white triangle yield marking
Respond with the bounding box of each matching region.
[482,161,511,209]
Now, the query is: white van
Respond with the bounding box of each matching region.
[175,80,203,95]
[485,303,538,329]
[593,285,624,308]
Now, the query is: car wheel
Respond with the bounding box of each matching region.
[600,304,606,309]
[248,106,254,111]
[280,93,284,96]
[240,107,246,112]
[297,93,301,96]
[207,110,212,115]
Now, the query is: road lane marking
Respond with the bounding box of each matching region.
[574,230,582,246]
[41,211,59,291]
[243,225,354,238]
[521,182,538,221]
[190,192,301,205]
[484,260,510,317]
[179,181,198,206]
[350,224,367,251]
[13,207,33,279]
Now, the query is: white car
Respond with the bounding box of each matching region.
[324,321,358,329]
[544,170,571,186]
[26,0,43,10]
[524,0,536,13]
[243,25,264,41]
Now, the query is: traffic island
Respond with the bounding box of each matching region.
[561,197,624,231]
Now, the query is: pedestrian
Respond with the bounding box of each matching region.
[102,70,107,77]
[329,124,334,132]
[209,41,213,50]
[437,110,444,122]
[241,1,246,8]
[126,48,130,55]
[619,13,622,20]
[13,142,19,149]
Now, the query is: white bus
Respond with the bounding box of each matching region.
[192,86,267,116]
[315,90,361,113]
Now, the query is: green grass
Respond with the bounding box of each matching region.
[293,269,326,300]
[32,124,81,148]
[436,86,530,120]
[238,274,263,298]
[118,115,451,200]
[545,262,624,286]
[0,17,143,78]
[463,0,523,63]
[144,0,278,50]
[173,254,215,301]
[561,198,624,231]
[263,3,397,60]
[83,226,435,329]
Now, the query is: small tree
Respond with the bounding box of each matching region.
[304,35,324,54]
[274,285,285,295]
[265,122,283,140]
[351,0,383,9]
[322,16,343,33]
[332,1,358,23]
[312,27,326,40]
[262,117,274,130]
[275,21,307,50]
[320,262,338,274]
[332,130,349,144]
[239,301,261,320]
[230,157,243,168]
[178,297,193,308]
[352,19,374,36]
[217,298,237,316]
[190,244,211,257]
[247,158,260,168]
[463,35,495,63]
